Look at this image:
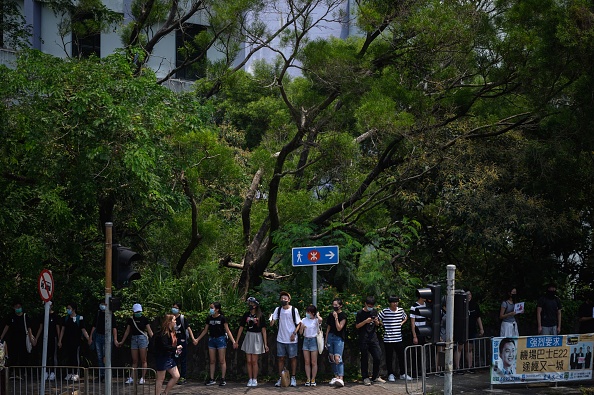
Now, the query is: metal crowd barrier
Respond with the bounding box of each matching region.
[404,337,492,394]
[2,366,156,395]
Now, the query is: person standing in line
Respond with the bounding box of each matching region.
[299,305,323,386]
[355,296,385,386]
[0,301,35,379]
[410,291,429,378]
[460,290,484,374]
[171,302,194,385]
[0,338,8,395]
[499,287,519,337]
[577,292,594,334]
[88,301,117,381]
[233,297,268,387]
[193,302,236,386]
[379,296,411,381]
[537,283,562,335]
[270,291,301,388]
[155,314,181,395]
[58,302,90,381]
[116,303,153,384]
[326,298,347,388]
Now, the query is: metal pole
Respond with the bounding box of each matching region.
[40,300,50,395]
[105,222,113,395]
[444,265,456,395]
[312,266,318,306]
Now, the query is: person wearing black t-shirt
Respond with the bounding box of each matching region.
[58,302,90,381]
[326,298,347,387]
[171,302,194,385]
[355,296,384,385]
[578,292,594,334]
[193,302,236,386]
[233,297,268,387]
[0,301,34,379]
[117,303,153,385]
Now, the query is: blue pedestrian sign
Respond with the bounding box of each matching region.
[292,246,339,266]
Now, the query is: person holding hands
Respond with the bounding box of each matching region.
[116,303,153,385]
[233,297,268,387]
[299,305,323,386]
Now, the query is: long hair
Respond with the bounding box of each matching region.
[161,314,175,335]
[212,301,223,315]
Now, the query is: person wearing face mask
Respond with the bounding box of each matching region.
[170,302,194,385]
[193,302,236,386]
[537,283,562,335]
[233,297,268,387]
[88,301,117,381]
[326,298,347,387]
[155,314,182,395]
[117,303,153,384]
[58,302,89,381]
[299,305,323,386]
[270,291,301,387]
[0,301,34,380]
[499,287,519,337]
[355,296,384,385]
[378,296,411,381]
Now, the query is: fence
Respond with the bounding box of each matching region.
[403,336,492,394]
[2,366,156,395]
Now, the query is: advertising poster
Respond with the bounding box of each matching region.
[491,334,594,384]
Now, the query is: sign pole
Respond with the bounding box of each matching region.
[312,266,318,307]
[105,222,113,395]
[444,265,456,395]
[40,301,50,395]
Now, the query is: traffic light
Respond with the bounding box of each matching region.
[415,283,442,344]
[112,244,141,287]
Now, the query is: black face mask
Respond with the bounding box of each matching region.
[333,306,340,312]
[511,294,518,303]
[546,290,556,298]
[281,300,288,306]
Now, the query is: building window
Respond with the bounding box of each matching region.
[71,12,101,58]
[175,23,207,81]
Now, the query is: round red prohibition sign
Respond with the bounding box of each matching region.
[307,250,320,262]
[38,269,54,302]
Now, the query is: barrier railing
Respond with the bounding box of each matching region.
[2,366,156,395]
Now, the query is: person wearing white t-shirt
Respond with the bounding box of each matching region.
[270,291,301,387]
[299,305,323,386]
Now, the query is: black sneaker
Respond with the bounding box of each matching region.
[455,371,465,375]
[219,379,226,386]
[467,369,476,374]
[205,379,217,386]
[177,377,187,385]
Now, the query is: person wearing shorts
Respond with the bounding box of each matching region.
[270,291,301,387]
[193,302,236,386]
[116,303,153,384]
[155,314,181,395]
[300,305,323,386]
[233,297,268,387]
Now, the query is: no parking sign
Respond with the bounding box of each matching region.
[38,269,54,302]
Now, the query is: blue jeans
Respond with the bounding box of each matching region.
[94,334,106,375]
[327,333,344,377]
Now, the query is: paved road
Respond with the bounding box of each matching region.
[168,371,593,395]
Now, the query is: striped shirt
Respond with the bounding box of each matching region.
[379,307,407,343]
[410,302,427,326]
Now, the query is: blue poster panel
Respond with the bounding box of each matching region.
[491,334,594,384]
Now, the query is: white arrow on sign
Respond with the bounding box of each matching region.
[325,251,335,260]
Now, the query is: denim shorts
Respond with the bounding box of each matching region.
[208,335,227,349]
[131,334,149,350]
[302,337,318,352]
[277,342,298,358]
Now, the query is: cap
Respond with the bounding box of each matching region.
[247,296,259,305]
[133,303,142,312]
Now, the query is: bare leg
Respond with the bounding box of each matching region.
[251,354,259,379]
[465,341,473,368]
[290,356,297,376]
[218,348,227,379]
[246,354,254,379]
[139,348,148,378]
[303,350,311,382]
[155,370,165,395]
[278,356,286,376]
[310,350,318,382]
[209,348,217,379]
[163,366,180,394]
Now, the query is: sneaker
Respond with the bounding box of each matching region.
[467,369,476,374]
[305,381,310,386]
[374,377,386,384]
[388,374,395,382]
[178,377,187,385]
[455,370,465,375]
[44,372,49,381]
[247,379,254,387]
[139,378,145,385]
[436,372,444,378]
[329,378,337,386]
[205,379,217,386]
[400,374,413,381]
[125,377,134,384]
[49,372,56,381]
[290,376,297,387]
[335,379,344,387]
[310,381,317,386]
[363,378,372,386]
[65,374,72,381]
[219,379,226,386]
[275,378,282,387]
[71,374,79,382]
[252,379,258,387]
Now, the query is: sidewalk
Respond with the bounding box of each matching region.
[168,371,593,395]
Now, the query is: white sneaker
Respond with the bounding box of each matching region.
[71,374,79,382]
[275,378,282,387]
[125,377,134,384]
[290,376,297,387]
[329,377,337,386]
[335,379,344,387]
[400,374,413,381]
[139,378,145,385]
[49,372,56,381]
[44,372,49,381]
[374,376,386,384]
[252,379,258,386]
[247,379,253,387]
[65,374,72,381]
[388,374,395,382]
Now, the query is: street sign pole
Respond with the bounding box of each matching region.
[37,268,54,395]
[445,265,456,395]
[312,266,318,307]
[40,301,50,395]
[105,222,113,395]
